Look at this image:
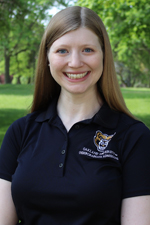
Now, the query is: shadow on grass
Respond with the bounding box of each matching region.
[0,108,29,146]
[122,90,150,99]
[123,95,150,100]
[0,84,34,96]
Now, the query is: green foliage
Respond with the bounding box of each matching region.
[76,0,150,87]
[0,0,68,83]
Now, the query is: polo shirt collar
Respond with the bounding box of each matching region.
[35,97,58,123]
[35,98,120,129]
[93,103,120,129]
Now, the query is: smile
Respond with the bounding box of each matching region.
[65,72,88,79]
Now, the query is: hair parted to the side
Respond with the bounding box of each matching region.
[31,6,134,119]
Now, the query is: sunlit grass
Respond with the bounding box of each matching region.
[0,84,33,145]
[121,88,150,128]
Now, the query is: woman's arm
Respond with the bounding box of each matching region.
[0,178,18,225]
[121,195,150,225]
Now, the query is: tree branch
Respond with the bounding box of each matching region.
[12,48,28,56]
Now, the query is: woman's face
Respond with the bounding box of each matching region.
[48,27,103,96]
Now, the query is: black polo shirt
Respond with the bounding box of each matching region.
[0,99,150,225]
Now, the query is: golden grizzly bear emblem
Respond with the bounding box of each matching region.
[94,130,115,152]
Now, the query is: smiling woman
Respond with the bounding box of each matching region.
[47,27,103,97]
[0,6,150,225]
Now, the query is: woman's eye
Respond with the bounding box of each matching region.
[83,48,93,53]
[57,49,68,54]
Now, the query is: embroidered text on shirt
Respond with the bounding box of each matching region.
[79,147,119,160]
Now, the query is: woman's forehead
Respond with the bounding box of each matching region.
[50,28,100,47]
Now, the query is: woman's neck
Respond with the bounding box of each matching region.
[57,89,103,131]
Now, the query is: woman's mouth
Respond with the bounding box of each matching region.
[65,72,89,79]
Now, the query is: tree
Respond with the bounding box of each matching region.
[0,0,68,83]
[76,0,150,87]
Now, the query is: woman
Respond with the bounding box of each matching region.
[0,6,150,225]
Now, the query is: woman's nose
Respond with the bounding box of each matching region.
[68,52,83,68]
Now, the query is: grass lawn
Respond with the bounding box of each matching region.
[0,85,150,146]
[121,88,150,128]
[0,84,33,146]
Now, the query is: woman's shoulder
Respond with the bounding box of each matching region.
[11,110,42,127]
[97,102,150,134]
[117,112,150,158]
[3,110,43,142]
[119,111,150,135]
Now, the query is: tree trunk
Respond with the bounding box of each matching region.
[16,76,21,84]
[4,48,11,83]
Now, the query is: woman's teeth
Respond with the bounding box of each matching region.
[65,72,88,79]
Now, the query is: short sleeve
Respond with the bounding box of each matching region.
[121,122,150,198]
[0,117,26,181]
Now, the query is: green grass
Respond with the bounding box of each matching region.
[0,85,150,146]
[0,84,33,146]
[121,88,150,128]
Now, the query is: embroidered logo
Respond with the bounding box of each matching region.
[94,130,116,152]
[79,130,118,160]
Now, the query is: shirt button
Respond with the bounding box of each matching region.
[59,163,63,168]
[61,150,66,154]
[75,124,80,129]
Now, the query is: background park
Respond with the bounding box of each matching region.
[0,0,150,146]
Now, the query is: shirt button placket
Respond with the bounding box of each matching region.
[59,150,65,168]
[58,135,67,176]
[61,150,66,155]
[59,163,63,168]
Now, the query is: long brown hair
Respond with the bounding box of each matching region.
[31,6,134,119]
